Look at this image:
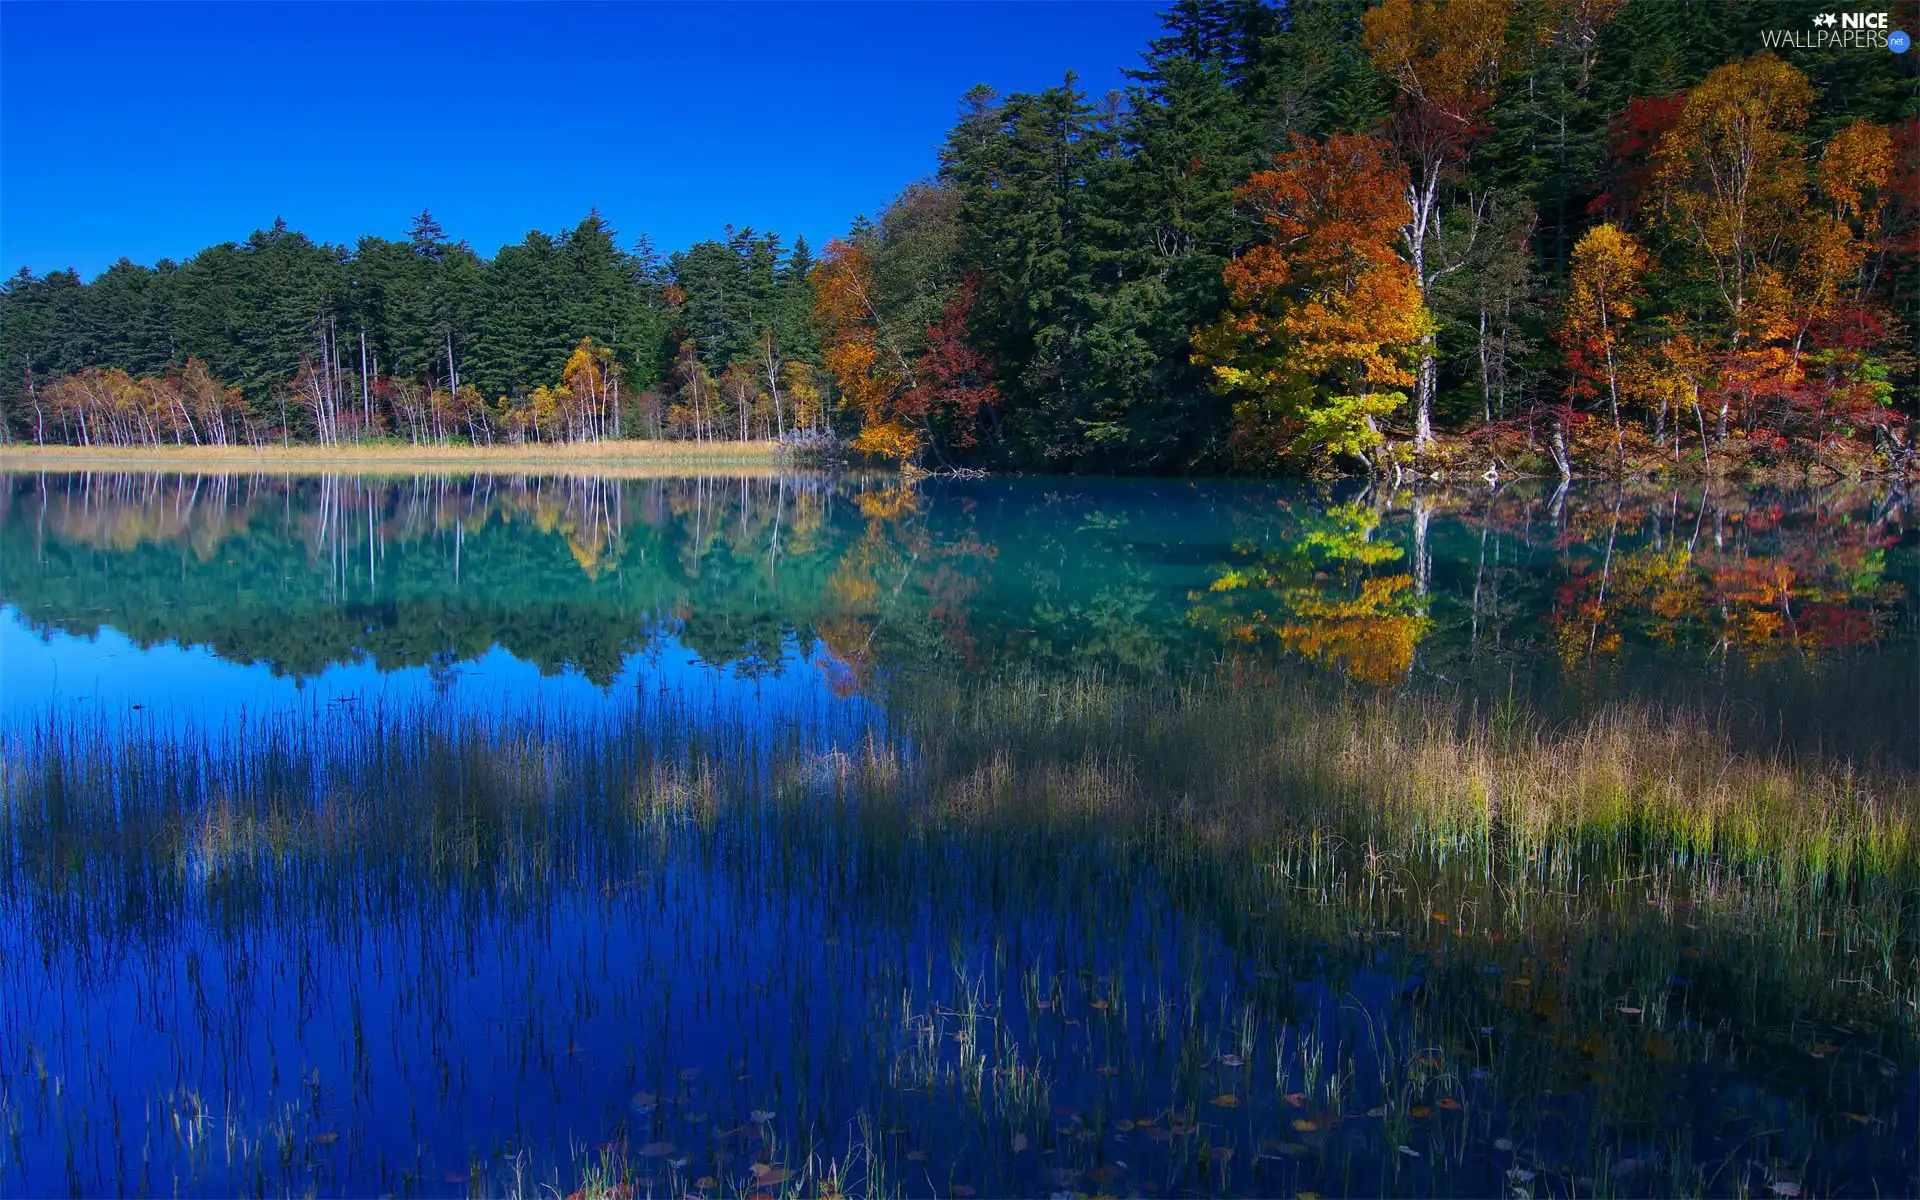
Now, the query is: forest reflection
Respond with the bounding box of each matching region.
[2,469,1910,760]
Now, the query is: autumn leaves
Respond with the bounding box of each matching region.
[1562,56,1901,472]
[1202,0,1907,476]
[813,240,999,466]
[1193,135,1426,470]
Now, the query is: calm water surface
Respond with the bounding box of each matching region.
[0,469,1914,1197]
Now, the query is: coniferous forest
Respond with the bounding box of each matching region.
[2,0,1914,475]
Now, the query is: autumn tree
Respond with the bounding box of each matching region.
[1195,134,1428,471]
[1630,316,1714,466]
[893,275,998,449]
[1648,53,1813,438]
[669,340,716,442]
[812,238,905,436]
[1362,0,1509,447]
[779,360,826,434]
[812,238,996,462]
[557,337,622,442]
[1559,222,1647,465]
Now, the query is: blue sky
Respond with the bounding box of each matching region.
[1,1,1167,280]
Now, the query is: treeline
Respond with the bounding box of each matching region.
[2,214,826,448]
[2,0,1914,472]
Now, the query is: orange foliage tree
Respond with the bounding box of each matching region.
[1195,135,1428,471]
[1648,53,1812,440]
[1648,57,1907,453]
[1559,223,1648,466]
[812,241,997,464]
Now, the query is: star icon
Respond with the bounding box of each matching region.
[1813,12,1838,25]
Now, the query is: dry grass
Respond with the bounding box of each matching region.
[890,666,1918,878]
[0,439,785,477]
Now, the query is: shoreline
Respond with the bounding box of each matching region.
[0,439,789,477]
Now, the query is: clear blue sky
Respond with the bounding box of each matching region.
[1,1,1168,280]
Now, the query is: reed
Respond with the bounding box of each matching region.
[1,664,1914,1197]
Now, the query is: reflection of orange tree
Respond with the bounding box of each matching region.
[1192,502,1432,686]
[1276,575,1429,686]
[814,484,992,693]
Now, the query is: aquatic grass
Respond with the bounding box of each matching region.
[1,663,1915,1196]
[887,663,1915,879]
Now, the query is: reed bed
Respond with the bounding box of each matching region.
[1,666,1914,1197]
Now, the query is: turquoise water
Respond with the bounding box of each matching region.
[0,470,1914,1198]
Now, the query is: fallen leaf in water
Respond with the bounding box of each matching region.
[444,1171,471,1184]
[1097,1065,1120,1076]
[313,1131,340,1146]
[751,1164,791,1186]
[1091,1163,1125,1182]
[1284,1092,1307,1108]
[639,1142,675,1158]
[751,1109,775,1124]
[1618,1006,1643,1016]
[696,1178,717,1191]
[1770,1183,1801,1197]
[1146,1127,1174,1142]
[1432,913,1447,921]
[1410,1106,1433,1119]
[1398,1145,1420,1158]
[1507,1168,1535,1183]
[1367,1106,1387,1118]
[1438,1097,1462,1111]
[631,1092,657,1112]
[1210,1094,1240,1108]
[906,1149,928,1162]
[952,1187,976,1198]
[1090,999,1110,1011]
[1207,1148,1233,1164]
[1219,1054,1244,1068]
[1012,1133,1029,1153]
[1493,1138,1513,1151]
[1292,1118,1317,1132]
[1114,1119,1134,1131]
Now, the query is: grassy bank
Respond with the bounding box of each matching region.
[0,438,784,476]
[3,665,1914,1196]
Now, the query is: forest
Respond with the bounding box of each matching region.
[1,0,1913,476]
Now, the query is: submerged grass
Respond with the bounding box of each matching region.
[1,664,1915,1196]
[895,664,1916,880]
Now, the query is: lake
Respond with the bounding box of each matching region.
[1,468,1914,1198]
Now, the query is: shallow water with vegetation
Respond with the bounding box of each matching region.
[1,469,1915,1198]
